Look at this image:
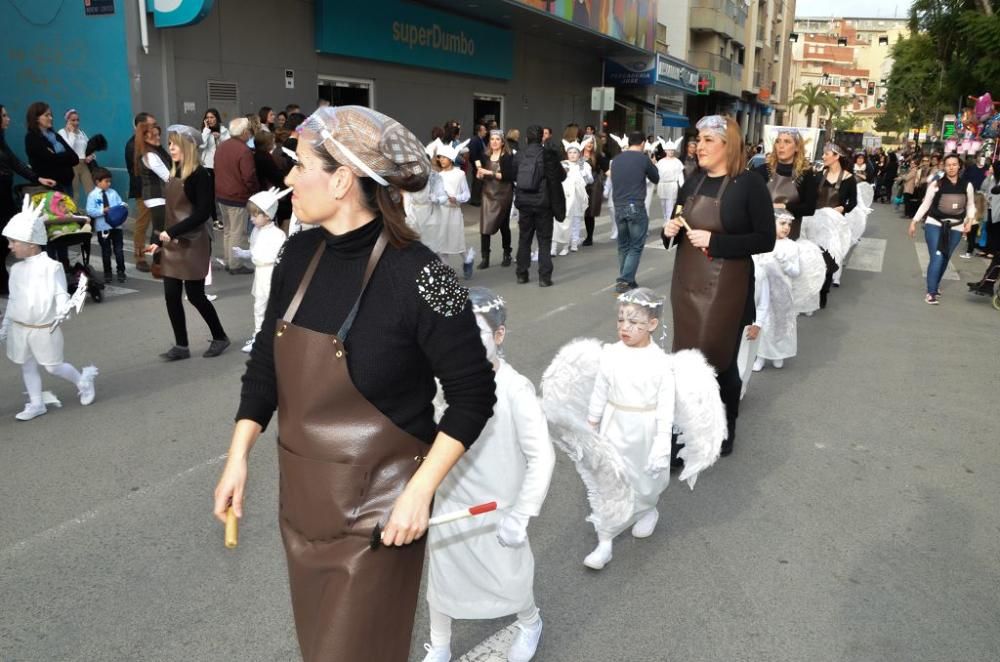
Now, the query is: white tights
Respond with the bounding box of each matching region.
[429,603,541,647]
[22,357,81,405]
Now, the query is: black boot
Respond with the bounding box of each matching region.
[501,249,512,267]
[478,253,490,269]
[720,419,736,456]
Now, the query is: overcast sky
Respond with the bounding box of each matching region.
[796,0,908,18]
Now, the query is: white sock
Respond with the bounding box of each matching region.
[22,358,44,406]
[45,362,82,386]
[516,604,541,629]
[428,606,452,648]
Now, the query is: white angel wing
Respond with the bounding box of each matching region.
[792,239,827,314]
[671,349,726,488]
[845,182,873,245]
[801,207,849,265]
[758,256,795,342]
[540,338,635,534]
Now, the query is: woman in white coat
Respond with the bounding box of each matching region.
[423,288,555,662]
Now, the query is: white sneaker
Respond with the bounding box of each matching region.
[960,252,972,259]
[550,245,557,256]
[772,359,784,369]
[77,366,98,406]
[583,540,613,570]
[752,357,765,372]
[241,338,254,353]
[559,247,569,256]
[421,642,451,662]
[610,227,618,240]
[508,618,543,662]
[531,250,538,262]
[16,403,47,421]
[570,243,579,252]
[631,509,659,538]
[206,293,218,301]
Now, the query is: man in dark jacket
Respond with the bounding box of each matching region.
[124,112,155,271]
[510,125,566,287]
[467,123,487,206]
[214,117,258,273]
[610,131,659,292]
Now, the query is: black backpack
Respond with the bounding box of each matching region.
[516,145,545,193]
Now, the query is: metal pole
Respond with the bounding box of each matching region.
[598,60,606,138]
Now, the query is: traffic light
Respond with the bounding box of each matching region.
[867,82,876,96]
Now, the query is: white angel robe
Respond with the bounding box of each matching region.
[755,238,800,361]
[249,222,286,335]
[739,263,770,399]
[3,252,70,366]
[427,168,469,255]
[792,239,827,315]
[558,160,592,246]
[428,360,555,619]
[586,342,674,538]
[655,157,685,220]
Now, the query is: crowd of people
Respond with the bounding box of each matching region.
[1,95,996,662]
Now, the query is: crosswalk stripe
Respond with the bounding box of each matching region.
[846,237,886,272]
[913,242,960,280]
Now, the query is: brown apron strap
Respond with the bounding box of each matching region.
[337,231,388,341]
[282,239,326,323]
[690,173,729,200]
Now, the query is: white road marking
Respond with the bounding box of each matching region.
[913,242,960,280]
[0,454,228,560]
[101,285,139,298]
[846,237,886,272]
[458,624,519,662]
[536,303,576,321]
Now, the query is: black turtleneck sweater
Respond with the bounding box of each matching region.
[237,218,496,448]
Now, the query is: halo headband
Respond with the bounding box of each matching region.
[774,207,795,223]
[617,288,666,309]
[472,295,506,314]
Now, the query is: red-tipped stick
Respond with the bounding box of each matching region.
[370,501,500,550]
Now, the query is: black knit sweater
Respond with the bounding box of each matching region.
[237,217,496,448]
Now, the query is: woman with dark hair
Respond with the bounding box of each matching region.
[443,120,465,168]
[135,122,171,277]
[663,115,775,456]
[582,135,608,246]
[213,106,495,662]
[201,108,228,230]
[258,106,275,132]
[474,129,514,268]
[252,130,283,191]
[0,104,55,294]
[24,102,78,194]
[275,111,287,131]
[909,153,975,304]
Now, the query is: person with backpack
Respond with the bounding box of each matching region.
[511,125,566,287]
[610,131,659,292]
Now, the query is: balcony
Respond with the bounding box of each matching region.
[753,70,763,88]
[774,0,784,21]
[690,0,748,44]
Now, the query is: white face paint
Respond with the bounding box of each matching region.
[476,315,499,363]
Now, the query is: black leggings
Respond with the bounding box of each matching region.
[163,277,226,347]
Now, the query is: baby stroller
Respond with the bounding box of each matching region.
[967,259,1000,311]
[17,185,105,303]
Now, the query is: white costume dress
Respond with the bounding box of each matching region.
[249,222,286,335]
[755,238,800,362]
[586,341,674,538]
[655,156,685,221]
[3,253,70,366]
[559,160,593,248]
[427,360,555,619]
[792,239,828,315]
[427,168,469,255]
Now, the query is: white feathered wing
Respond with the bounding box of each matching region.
[670,350,727,488]
[540,338,635,535]
[792,239,827,315]
[846,182,873,245]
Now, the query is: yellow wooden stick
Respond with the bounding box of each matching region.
[225,506,239,549]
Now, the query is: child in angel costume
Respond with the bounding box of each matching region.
[655,138,685,223]
[231,187,289,353]
[1,196,97,420]
[752,209,801,371]
[422,287,555,662]
[540,288,726,570]
[557,139,594,255]
[429,139,475,280]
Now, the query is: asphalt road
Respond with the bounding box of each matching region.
[1,202,997,662]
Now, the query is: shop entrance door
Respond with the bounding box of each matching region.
[317,76,373,108]
[473,94,503,128]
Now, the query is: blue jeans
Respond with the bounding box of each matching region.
[614,202,649,285]
[924,224,964,294]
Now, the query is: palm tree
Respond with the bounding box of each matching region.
[791,83,832,128]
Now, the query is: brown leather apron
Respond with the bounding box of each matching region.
[480,157,513,235]
[160,177,210,280]
[274,232,428,662]
[670,175,750,371]
[768,169,802,239]
[816,170,845,210]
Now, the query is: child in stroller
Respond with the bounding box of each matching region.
[18,185,105,302]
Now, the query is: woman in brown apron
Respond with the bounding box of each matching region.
[908,153,974,304]
[813,143,859,301]
[213,106,496,662]
[663,115,775,456]
[474,130,514,269]
[147,125,229,361]
[755,128,816,240]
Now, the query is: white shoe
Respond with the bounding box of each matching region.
[16,403,47,421]
[559,247,569,256]
[631,509,659,538]
[772,359,784,369]
[583,540,613,570]
[960,252,972,259]
[570,243,579,252]
[241,338,254,353]
[531,250,538,262]
[77,366,98,406]
[508,618,543,662]
[752,357,765,372]
[804,311,815,317]
[609,227,618,240]
[550,246,557,256]
[421,642,451,662]
[206,293,218,301]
